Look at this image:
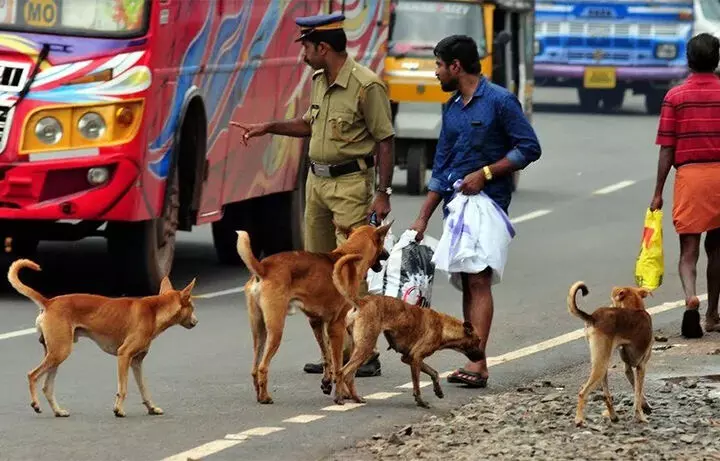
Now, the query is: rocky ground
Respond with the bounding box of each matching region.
[326,333,720,461]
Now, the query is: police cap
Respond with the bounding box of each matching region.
[295,12,345,42]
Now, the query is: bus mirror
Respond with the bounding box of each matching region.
[493,31,512,48]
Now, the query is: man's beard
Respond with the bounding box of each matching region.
[440,78,459,92]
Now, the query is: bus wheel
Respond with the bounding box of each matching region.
[107,169,179,296]
[212,200,262,266]
[645,90,664,115]
[406,142,427,196]
[578,89,601,112]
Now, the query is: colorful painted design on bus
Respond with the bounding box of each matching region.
[0,0,388,223]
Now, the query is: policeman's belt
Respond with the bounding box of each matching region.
[310,155,375,178]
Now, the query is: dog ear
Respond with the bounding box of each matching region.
[613,288,626,300]
[332,220,353,239]
[463,321,475,336]
[159,276,174,294]
[180,278,197,300]
[637,287,653,298]
[375,220,393,239]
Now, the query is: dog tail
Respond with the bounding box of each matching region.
[567,281,593,323]
[332,253,364,310]
[8,259,48,310]
[235,231,266,278]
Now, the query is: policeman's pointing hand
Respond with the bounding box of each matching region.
[230,121,269,146]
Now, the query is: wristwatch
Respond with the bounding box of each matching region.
[377,186,393,196]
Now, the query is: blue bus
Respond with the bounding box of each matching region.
[534,0,693,114]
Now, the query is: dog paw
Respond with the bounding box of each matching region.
[258,397,274,405]
[574,418,586,428]
[54,409,70,418]
[352,396,366,404]
[148,406,164,416]
[30,402,41,414]
[635,413,649,424]
[642,402,653,415]
[433,386,444,399]
[415,397,430,409]
[333,397,345,406]
[113,408,126,417]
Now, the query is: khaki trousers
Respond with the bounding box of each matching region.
[304,167,375,360]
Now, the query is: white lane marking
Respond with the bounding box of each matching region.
[593,180,637,195]
[510,209,552,224]
[283,414,326,423]
[194,286,245,299]
[396,381,431,389]
[160,439,243,461]
[229,427,285,437]
[0,328,35,341]
[321,403,366,411]
[439,371,452,379]
[363,392,402,400]
[394,294,706,389]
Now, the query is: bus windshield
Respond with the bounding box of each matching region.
[389,1,486,58]
[698,0,720,21]
[0,0,150,38]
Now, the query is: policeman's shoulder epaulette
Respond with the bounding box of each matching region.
[312,69,325,79]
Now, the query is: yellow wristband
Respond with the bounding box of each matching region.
[482,166,493,181]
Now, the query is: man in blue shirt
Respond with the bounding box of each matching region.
[410,35,541,388]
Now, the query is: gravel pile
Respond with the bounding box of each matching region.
[328,377,720,461]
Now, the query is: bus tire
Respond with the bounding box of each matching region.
[212,200,262,266]
[106,168,180,296]
[578,88,601,112]
[406,142,427,196]
[645,90,664,115]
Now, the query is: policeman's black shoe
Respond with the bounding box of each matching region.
[302,352,382,377]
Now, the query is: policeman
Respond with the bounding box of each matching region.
[232,12,395,377]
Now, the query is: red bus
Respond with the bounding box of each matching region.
[0,0,391,294]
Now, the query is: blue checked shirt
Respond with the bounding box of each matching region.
[428,76,541,214]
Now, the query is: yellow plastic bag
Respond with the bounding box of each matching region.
[635,208,664,290]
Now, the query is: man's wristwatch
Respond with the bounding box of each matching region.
[376,186,392,196]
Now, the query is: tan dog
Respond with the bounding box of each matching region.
[236,222,392,404]
[567,281,653,426]
[8,259,198,418]
[330,253,485,408]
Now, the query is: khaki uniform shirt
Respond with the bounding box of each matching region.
[302,56,395,165]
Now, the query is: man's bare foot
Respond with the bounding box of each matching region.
[705,316,720,332]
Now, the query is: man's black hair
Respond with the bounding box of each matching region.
[303,30,347,52]
[433,35,481,74]
[687,33,720,73]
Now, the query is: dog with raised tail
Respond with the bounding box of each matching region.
[8,258,198,418]
[236,222,392,405]
[330,253,485,408]
[568,281,653,426]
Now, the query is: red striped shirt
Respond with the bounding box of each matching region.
[655,72,720,167]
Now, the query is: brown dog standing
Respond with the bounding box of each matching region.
[8,259,198,418]
[236,222,392,404]
[331,253,485,408]
[568,281,653,426]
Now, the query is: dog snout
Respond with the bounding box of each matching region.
[184,315,199,329]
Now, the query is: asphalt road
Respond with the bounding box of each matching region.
[0,88,709,461]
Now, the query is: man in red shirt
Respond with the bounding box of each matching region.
[652,32,720,338]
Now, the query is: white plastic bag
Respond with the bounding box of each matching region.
[366,226,396,295]
[432,191,516,291]
[368,229,438,307]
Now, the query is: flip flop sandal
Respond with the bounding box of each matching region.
[446,368,488,388]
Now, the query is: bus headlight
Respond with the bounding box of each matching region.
[77,112,107,140]
[534,40,541,55]
[655,44,677,59]
[35,117,63,145]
